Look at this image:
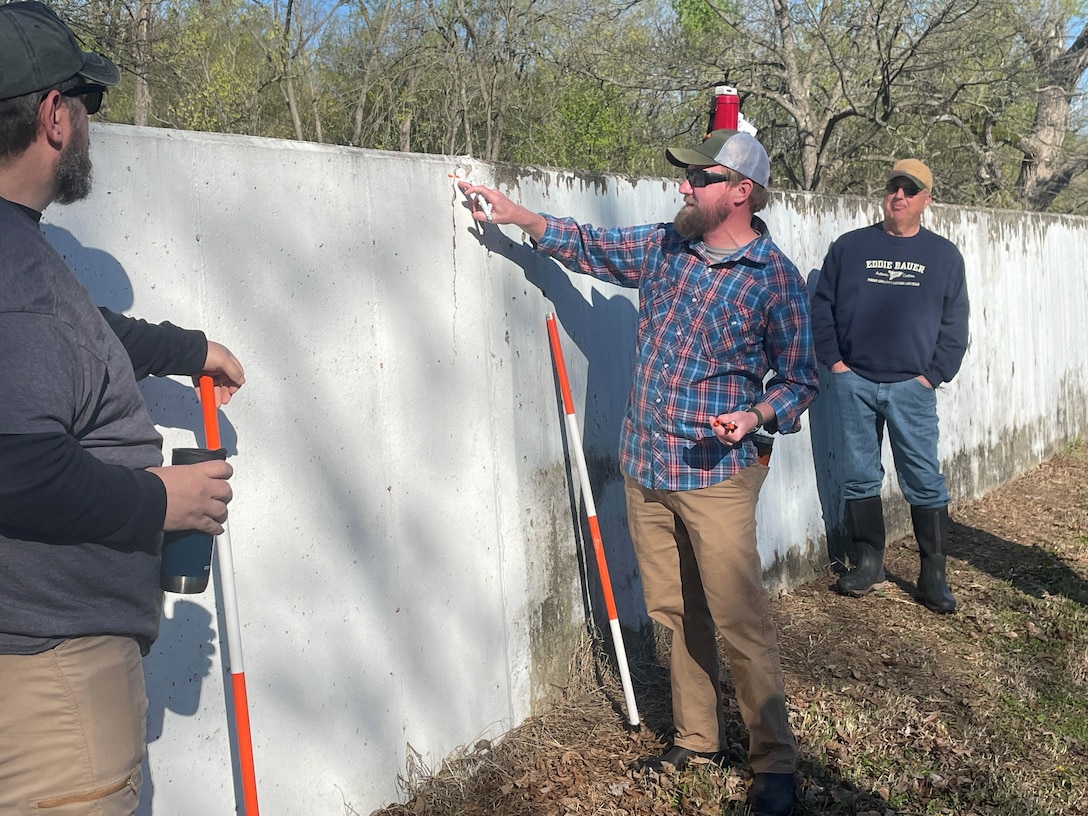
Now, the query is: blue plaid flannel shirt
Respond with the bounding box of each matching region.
[536,214,818,491]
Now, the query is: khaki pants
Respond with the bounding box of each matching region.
[0,636,146,815]
[625,466,796,773]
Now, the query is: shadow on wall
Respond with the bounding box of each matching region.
[467,215,651,651]
[140,543,255,815]
[139,377,240,452]
[43,223,134,312]
[43,226,242,813]
[138,600,217,815]
[804,265,849,574]
[45,224,240,447]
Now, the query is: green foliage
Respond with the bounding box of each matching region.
[162,1,285,135]
[505,78,663,175]
[671,0,730,36]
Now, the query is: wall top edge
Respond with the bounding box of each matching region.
[89,123,1088,225]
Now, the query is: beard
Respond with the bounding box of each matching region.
[674,195,728,239]
[54,115,93,205]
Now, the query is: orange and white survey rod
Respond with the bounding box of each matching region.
[199,375,260,816]
[545,314,639,728]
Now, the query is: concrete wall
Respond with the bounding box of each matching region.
[40,124,1088,815]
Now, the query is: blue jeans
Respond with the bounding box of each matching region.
[831,369,949,508]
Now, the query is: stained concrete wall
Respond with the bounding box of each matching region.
[38,123,1088,815]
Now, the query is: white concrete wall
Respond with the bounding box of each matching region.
[39,124,1088,815]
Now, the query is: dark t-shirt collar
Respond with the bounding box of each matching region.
[0,195,43,223]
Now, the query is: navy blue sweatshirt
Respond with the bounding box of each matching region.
[810,223,969,386]
[0,197,207,655]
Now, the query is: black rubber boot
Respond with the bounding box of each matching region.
[911,505,957,614]
[632,745,728,772]
[749,772,796,816]
[835,496,886,597]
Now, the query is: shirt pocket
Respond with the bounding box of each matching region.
[698,305,762,365]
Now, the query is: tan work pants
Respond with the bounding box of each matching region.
[625,466,797,773]
[0,635,146,815]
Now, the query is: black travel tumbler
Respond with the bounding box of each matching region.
[753,433,775,466]
[160,446,228,593]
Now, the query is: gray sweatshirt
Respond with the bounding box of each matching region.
[0,197,171,655]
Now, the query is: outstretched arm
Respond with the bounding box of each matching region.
[457,181,548,242]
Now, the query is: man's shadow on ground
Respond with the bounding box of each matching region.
[949,522,1088,606]
[876,519,1088,614]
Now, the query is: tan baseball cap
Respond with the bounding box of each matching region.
[888,158,933,192]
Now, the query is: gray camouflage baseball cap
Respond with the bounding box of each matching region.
[0,1,119,101]
[666,129,771,188]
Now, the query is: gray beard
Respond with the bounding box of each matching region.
[54,142,93,205]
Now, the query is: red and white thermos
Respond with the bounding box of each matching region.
[708,85,739,133]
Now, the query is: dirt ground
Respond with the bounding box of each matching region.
[371,446,1088,816]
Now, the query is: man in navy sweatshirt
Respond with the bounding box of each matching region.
[0,3,244,812]
[811,159,969,614]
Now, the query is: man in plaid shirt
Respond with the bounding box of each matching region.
[459,129,816,816]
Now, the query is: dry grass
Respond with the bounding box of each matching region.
[371,442,1088,816]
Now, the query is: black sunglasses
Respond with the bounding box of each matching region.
[885,178,922,197]
[685,168,734,188]
[61,83,106,115]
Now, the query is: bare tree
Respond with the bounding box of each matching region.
[1012,3,1088,210]
[423,0,544,161]
[344,0,425,149]
[243,0,348,142]
[679,0,986,193]
[132,0,152,125]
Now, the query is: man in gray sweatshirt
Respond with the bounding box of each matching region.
[0,4,245,812]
